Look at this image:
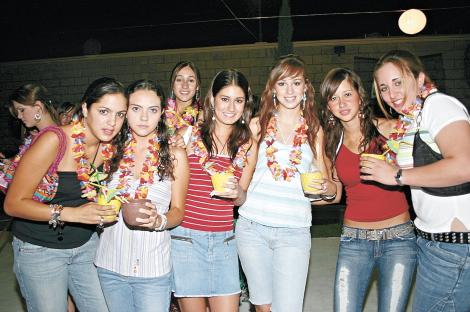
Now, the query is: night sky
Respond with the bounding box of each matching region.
[2,0,470,62]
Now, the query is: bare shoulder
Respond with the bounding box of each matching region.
[375,117,397,137]
[31,130,61,150]
[170,146,188,161]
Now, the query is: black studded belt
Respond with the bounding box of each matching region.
[415,228,470,244]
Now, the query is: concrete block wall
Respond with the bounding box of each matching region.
[1,35,469,150]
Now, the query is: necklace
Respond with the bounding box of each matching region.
[117,132,160,200]
[72,118,114,200]
[277,119,294,145]
[165,97,200,136]
[212,132,229,155]
[190,126,250,176]
[383,83,438,164]
[264,113,308,181]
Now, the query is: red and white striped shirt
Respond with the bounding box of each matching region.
[181,154,241,232]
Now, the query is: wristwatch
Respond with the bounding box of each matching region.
[394,169,404,186]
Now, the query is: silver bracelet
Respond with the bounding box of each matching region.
[321,193,336,201]
[155,214,168,231]
[48,204,64,229]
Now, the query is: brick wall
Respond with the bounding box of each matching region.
[1,35,469,151]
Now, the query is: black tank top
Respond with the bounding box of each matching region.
[12,172,95,249]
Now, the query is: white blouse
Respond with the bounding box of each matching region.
[95,172,172,277]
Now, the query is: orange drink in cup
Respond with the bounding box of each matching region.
[361,153,386,161]
[211,172,234,193]
[97,193,122,221]
[300,171,323,193]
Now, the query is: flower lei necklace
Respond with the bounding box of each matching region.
[264,113,308,181]
[116,132,160,200]
[383,83,438,164]
[189,126,250,176]
[71,118,114,200]
[165,97,200,136]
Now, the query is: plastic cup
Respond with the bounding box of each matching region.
[211,172,233,193]
[300,171,323,193]
[97,194,121,221]
[361,153,386,160]
[121,198,152,227]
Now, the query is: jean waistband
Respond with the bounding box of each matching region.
[415,228,470,244]
[342,221,414,241]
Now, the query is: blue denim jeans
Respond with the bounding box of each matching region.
[12,233,108,312]
[334,226,416,312]
[235,216,311,312]
[412,236,470,312]
[97,267,171,312]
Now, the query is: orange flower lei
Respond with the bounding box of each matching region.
[71,118,114,200]
[164,97,199,136]
[264,114,308,181]
[189,126,250,175]
[116,132,160,200]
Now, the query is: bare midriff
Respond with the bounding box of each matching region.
[343,211,411,230]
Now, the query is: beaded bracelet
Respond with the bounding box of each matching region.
[155,214,168,231]
[48,204,64,229]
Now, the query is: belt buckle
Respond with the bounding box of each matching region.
[369,229,383,240]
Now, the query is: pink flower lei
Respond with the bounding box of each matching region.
[189,126,250,176]
[264,113,308,181]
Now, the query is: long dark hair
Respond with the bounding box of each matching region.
[318,68,379,166]
[124,79,174,180]
[8,83,60,124]
[201,69,253,160]
[80,77,128,178]
[169,61,202,120]
[258,54,319,158]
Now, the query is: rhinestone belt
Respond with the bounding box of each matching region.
[341,222,414,241]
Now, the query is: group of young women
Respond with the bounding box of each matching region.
[1,49,469,312]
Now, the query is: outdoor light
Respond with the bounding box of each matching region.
[398,9,427,35]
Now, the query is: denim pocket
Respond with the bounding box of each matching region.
[223,234,235,244]
[339,235,355,243]
[14,238,47,254]
[170,235,193,244]
[394,231,416,241]
[171,234,193,263]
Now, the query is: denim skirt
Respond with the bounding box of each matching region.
[170,226,240,297]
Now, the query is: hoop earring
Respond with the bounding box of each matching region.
[273,91,277,109]
[34,113,42,121]
[388,106,394,116]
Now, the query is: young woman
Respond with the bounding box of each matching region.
[1,83,60,192]
[58,101,80,126]
[318,68,416,312]
[4,77,128,312]
[165,61,202,137]
[236,54,338,312]
[95,79,189,312]
[171,69,257,312]
[362,50,470,312]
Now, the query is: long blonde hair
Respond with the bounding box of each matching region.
[373,50,433,118]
